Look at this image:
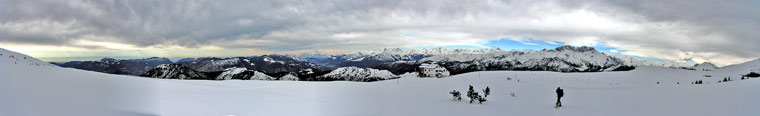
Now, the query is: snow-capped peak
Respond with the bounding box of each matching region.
[319,67,399,82]
[279,74,299,81]
[250,71,275,80]
[694,62,719,71]
[214,67,281,80]
[263,56,285,64]
[216,67,250,80]
[609,54,693,68]
[417,46,632,73]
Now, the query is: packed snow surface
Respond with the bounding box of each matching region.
[2,48,760,116]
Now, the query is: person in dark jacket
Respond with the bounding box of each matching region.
[556,87,564,107]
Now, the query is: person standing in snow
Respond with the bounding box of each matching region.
[556,87,564,107]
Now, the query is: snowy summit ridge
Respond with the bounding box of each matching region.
[141,64,209,80]
[216,67,281,80]
[318,67,399,82]
[418,45,634,74]
[47,45,728,82]
[694,62,719,71]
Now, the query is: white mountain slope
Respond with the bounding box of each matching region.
[712,59,760,76]
[418,46,629,73]
[216,67,278,80]
[293,48,508,68]
[251,71,276,80]
[298,46,697,70]
[694,62,719,71]
[279,74,299,81]
[0,48,158,116]
[2,48,760,116]
[0,48,56,67]
[216,67,251,80]
[610,54,694,68]
[141,64,208,79]
[318,67,400,81]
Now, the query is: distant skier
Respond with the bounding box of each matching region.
[555,87,564,107]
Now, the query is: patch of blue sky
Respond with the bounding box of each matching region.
[591,43,627,54]
[401,31,417,37]
[482,38,565,50]
[629,55,673,62]
[591,43,681,62]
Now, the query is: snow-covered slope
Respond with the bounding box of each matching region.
[0,48,157,116]
[2,48,760,116]
[279,74,299,81]
[296,46,709,74]
[713,59,760,76]
[151,64,760,116]
[141,64,210,80]
[250,71,276,80]
[0,48,56,67]
[693,62,719,71]
[216,67,278,80]
[418,46,632,74]
[215,67,254,80]
[610,54,693,68]
[296,46,662,75]
[317,67,399,82]
[294,48,503,69]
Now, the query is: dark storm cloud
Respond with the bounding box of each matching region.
[1,0,758,65]
[564,0,760,64]
[0,0,550,50]
[1,0,302,47]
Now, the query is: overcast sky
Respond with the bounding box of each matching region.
[0,0,758,66]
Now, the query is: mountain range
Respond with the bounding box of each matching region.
[53,45,716,81]
[53,57,172,75]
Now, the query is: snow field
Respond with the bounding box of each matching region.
[2,48,759,116]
